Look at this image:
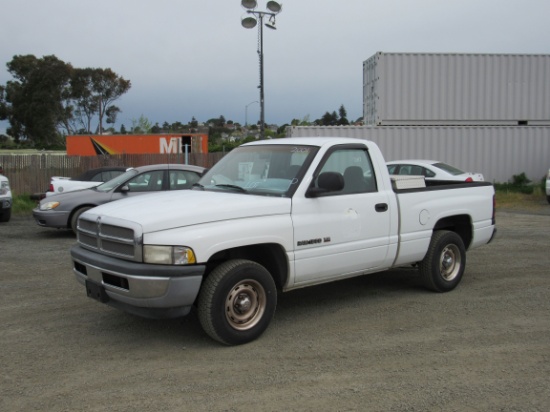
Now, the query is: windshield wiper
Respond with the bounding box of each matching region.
[192,182,205,190]
[214,184,248,193]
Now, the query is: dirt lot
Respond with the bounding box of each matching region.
[1,208,549,412]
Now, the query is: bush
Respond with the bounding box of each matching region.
[493,172,536,194]
[12,194,37,215]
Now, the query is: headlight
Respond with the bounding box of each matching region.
[143,245,197,265]
[39,201,60,211]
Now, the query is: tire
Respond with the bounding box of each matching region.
[198,259,277,345]
[419,230,466,292]
[0,207,11,223]
[546,195,550,204]
[70,206,92,234]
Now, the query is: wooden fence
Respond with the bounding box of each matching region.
[0,152,226,196]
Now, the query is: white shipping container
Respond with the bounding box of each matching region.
[363,52,550,126]
[286,125,550,184]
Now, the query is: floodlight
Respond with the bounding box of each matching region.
[241,0,257,9]
[241,16,258,29]
[266,1,282,13]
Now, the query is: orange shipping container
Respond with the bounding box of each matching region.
[66,134,208,156]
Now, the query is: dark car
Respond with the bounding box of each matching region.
[72,166,129,183]
[33,163,204,233]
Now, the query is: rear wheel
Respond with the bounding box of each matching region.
[198,259,277,345]
[419,230,466,292]
[70,206,92,234]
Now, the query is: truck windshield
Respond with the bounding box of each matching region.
[95,169,138,192]
[198,144,318,197]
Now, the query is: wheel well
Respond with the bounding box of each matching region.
[205,244,288,291]
[433,215,472,249]
[68,205,96,228]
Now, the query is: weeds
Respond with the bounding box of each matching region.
[13,194,38,215]
[495,186,546,210]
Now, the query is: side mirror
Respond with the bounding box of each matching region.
[119,185,130,192]
[306,171,344,197]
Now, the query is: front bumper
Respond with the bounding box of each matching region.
[33,207,71,228]
[71,245,205,319]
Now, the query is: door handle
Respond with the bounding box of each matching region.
[375,203,388,212]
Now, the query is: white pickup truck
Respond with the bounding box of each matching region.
[70,137,496,345]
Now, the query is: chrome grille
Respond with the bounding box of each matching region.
[78,218,97,233]
[77,213,143,262]
[101,239,135,257]
[100,223,134,239]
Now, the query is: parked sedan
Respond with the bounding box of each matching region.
[386,160,484,182]
[33,164,204,233]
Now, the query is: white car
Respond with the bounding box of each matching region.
[386,160,484,182]
[0,172,13,222]
[545,168,550,204]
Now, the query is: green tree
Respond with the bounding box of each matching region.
[1,55,72,147]
[70,68,98,133]
[0,55,132,144]
[90,68,131,134]
[320,111,338,126]
[338,104,349,125]
[291,115,311,126]
[151,122,161,133]
[131,115,152,134]
[105,105,121,127]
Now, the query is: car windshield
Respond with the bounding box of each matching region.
[197,144,318,197]
[433,162,465,176]
[95,168,138,192]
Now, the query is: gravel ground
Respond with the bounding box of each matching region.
[1,207,549,412]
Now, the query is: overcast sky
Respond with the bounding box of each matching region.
[2,0,550,134]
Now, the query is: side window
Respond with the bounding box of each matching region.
[422,167,436,178]
[315,148,377,195]
[103,170,124,181]
[90,172,103,182]
[387,164,398,175]
[126,170,164,192]
[170,170,200,190]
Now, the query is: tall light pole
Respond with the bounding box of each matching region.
[240,0,282,139]
[245,100,259,126]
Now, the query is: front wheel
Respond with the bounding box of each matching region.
[198,259,277,345]
[419,230,466,292]
[70,206,92,234]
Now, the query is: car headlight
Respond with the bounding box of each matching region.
[39,201,60,211]
[143,245,197,265]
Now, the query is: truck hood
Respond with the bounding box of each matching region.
[84,189,291,233]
